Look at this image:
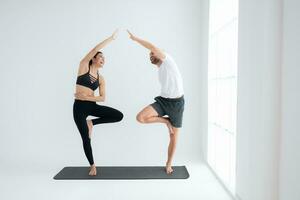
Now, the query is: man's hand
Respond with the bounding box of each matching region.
[126,30,166,60]
[127,30,136,41]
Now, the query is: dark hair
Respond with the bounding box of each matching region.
[89,51,103,66]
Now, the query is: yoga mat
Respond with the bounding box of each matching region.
[54,166,189,180]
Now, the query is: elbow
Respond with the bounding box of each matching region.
[149,45,156,52]
[80,59,88,66]
[150,46,160,54]
[98,95,105,102]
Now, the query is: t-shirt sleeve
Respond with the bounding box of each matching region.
[161,53,172,64]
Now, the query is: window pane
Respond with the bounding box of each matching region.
[207,0,238,194]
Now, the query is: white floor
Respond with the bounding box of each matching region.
[0,162,233,200]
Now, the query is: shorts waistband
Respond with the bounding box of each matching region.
[158,95,184,102]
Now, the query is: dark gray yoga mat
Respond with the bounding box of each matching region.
[54,166,189,180]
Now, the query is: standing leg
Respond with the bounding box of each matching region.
[73,112,97,176]
[136,105,174,134]
[166,127,180,174]
[87,119,93,138]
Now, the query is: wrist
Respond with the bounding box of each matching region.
[109,34,116,40]
[133,36,139,41]
[84,95,92,101]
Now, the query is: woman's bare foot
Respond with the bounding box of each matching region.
[165,162,174,174]
[166,120,174,134]
[87,120,93,138]
[89,164,97,176]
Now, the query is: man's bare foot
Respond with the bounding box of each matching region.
[89,164,97,176]
[165,163,174,174]
[87,120,93,138]
[166,121,174,134]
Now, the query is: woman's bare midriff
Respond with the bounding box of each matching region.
[75,84,94,99]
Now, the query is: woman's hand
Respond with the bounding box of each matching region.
[74,93,90,101]
[110,29,119,40]
[74,93,104,102]
[79,29,119,66]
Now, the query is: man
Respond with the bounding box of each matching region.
[127,30,185,174]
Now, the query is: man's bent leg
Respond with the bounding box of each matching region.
[136,105,174,134]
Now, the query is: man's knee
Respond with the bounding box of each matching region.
[170,128,179,139]
[136,113,146,123]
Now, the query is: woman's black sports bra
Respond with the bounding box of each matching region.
[76,66,99,91]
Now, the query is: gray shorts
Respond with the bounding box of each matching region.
[150,95,185,128]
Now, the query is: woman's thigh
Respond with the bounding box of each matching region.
[90,104,123,118]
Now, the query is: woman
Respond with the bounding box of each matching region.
[73,30,123,176]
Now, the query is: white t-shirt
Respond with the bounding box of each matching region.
[158,53,184,98]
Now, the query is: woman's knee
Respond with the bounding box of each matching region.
[117,111,124,122]
[111,110,123,122]
[82,133,90,142]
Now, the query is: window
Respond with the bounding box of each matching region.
[207,0,239,193]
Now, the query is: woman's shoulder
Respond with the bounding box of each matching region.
[98,73,105,81]
[77,63,89,76]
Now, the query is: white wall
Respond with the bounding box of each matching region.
[199,0,209,161]
[0,0,208,170]
[236,0,282,200]
[279,0,300,199]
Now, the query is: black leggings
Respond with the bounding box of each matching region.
[73,99,123,165]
